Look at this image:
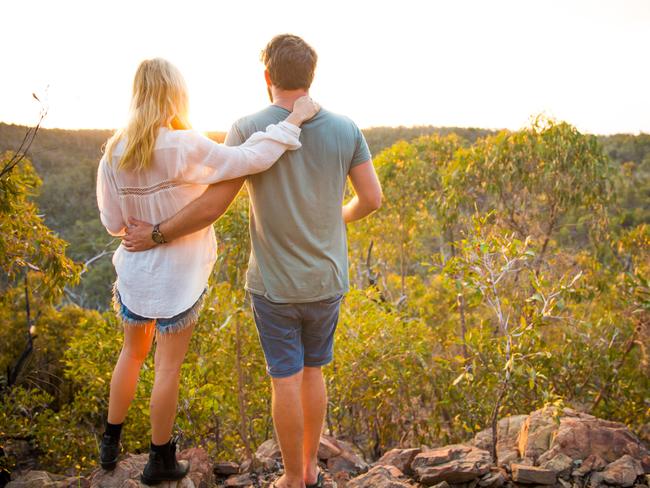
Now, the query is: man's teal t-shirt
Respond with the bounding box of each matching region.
[225,105,371,303]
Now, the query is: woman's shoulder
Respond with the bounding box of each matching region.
[160,128,211,146]
[152,128,199,155]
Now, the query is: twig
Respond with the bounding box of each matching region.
[0,93,48,179]
[5,275,37,388]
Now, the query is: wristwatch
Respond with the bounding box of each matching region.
[151,223,167,244]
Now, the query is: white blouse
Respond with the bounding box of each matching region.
[97,122,301,318]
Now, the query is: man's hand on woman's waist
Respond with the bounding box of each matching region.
[122,218,156,252]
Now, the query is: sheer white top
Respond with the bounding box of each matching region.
[96,122,301,318]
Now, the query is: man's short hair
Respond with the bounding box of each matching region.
[261,34,318,90]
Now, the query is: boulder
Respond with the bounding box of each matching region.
[332,471,351,487]
[347,465,412,487]
[472,415,528,465]
[254,439,282,460]
[478,470,506,488]
[318,435,343,460]
[325,438,368,477]
[327,449,368,478]
[375,448,422,475]
[517,407,566,461]
[511,464,556,485]
[411,444,491,485]
[7,471,89,488]
[573,454,608,477]
[540,453,574,479]
[241,439,282,474]
[179,448,213,488]
[591,455,644,488]
[213,461,240,476]
[517,407,650,472]
[87,448,213,488]
[247,453,279,474]
[223,472,254,487]
[538,417,650,471]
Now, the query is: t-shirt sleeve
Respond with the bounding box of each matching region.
[350,124,371,170]
[224,122,245,147]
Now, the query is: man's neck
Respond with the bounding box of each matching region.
[271,88,309,111]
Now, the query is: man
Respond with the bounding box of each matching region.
[123,34,382,488]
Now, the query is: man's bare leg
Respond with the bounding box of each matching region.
[272,370,306,488]
[302,367,326,485]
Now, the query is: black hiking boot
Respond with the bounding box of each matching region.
[140,438,190,485]
[99,433,120,470]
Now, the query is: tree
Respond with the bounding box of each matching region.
[458,117,612,263]
[0,150,80,389]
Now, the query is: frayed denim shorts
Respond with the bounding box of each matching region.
[112,287,207,335]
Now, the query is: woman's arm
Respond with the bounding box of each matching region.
[179,96,318,185]
[96,156,126,236]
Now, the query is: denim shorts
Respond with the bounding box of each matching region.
[249,292,343,378]
[113,288,206,334]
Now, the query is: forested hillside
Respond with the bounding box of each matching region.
[0,119,648,475]
[1,122,647,309]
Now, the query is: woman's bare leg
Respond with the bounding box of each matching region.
[107,322,156,424]
[149,323,195,445]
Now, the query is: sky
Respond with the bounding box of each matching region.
[1,0,649,134]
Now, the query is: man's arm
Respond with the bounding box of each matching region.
[342,160,382,223]
[122,177,245,252]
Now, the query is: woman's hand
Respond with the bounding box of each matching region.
[285,96,320,126]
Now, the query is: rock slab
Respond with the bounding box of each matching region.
[347,465,412,487]
[540,453,573,479]
[8,471,89,488]
[376,448,422,475]
[472,415,528,465]
[517,407,650,471]
[511,464,556,485]
[87,448,213,488]
[591,455,644,488]
[411,444,491,485]
[213,461,240,476]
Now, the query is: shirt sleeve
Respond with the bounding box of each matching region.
[350,123,372,170]
[178,121,301,185]
[224,122,245,147]
[96,156,126,236]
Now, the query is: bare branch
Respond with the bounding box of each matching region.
[1,93,49,179]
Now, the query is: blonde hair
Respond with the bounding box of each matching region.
[105,58,191,171]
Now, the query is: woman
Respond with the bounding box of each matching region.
[96,58,318,484]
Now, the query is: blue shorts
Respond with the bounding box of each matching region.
[249,292,343,378]
[113,288,206,335]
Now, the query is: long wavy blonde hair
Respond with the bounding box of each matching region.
[105,58,191,171]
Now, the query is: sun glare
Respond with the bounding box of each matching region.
[1,0,649,134]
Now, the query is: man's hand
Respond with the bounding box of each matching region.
[120,178,245,252]
[122,217,156,252]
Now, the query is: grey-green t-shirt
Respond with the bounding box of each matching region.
[225,105,371,303]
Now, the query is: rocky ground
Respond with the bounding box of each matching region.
[5,407,650,488]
